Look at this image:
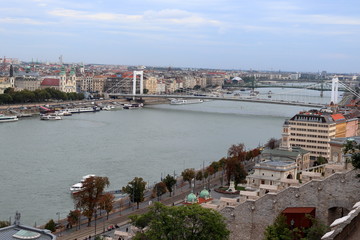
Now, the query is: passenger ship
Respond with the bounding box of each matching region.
[0,114,18,122]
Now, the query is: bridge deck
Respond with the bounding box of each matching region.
[109,94,325,108]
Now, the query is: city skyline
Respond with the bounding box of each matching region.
[1,0,360,73]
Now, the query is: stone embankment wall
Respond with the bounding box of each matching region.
[221,170,360,240]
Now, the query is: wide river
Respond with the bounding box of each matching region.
[0,88,335,225]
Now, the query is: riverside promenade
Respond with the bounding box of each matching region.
[57,175,225,240]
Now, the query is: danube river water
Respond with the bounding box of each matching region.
[0,88,334,225]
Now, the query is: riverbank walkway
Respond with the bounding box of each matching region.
[57,174,228,240]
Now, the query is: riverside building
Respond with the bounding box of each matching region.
[282,109,358,162]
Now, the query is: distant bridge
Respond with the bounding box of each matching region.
[108,93,325,108]
[107,75,359,108]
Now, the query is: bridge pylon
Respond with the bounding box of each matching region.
[331,77,339,104]
[133,71,144,96]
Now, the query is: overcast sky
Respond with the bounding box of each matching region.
[1,0,359,73]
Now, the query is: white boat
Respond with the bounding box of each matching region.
[56,110,72,116]
[65,106,100,113]
[0,114,18,122]
[123,103,143,109]
[170,99,203,105]
[70,174,96,194]
[40,114,62,120]
[102,105,115,111]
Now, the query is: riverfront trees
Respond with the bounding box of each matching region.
[67,210,81,229]
[0,221,10,228]
[181,168,196,188]
[0,87,84,104]
[122,177,147,209]
[228,143,246,162]
[130,202,230,240]
[162,174,176,197]
[152,182,167,200]
[72,176,110,226]
[99,192,115,220]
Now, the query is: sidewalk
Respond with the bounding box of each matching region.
[58,175,224,240]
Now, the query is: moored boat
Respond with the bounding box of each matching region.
[123,103,143,109]
[0,114,18,122]
[170,99,203,105]
[65,106,100,113]
[40,114,62,120]
[70,174,96,194]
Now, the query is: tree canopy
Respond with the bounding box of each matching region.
[122,177,147,209]
[162,174,177,196]
[343,140,360,169]
[72,176,110,226]
[264,214,328,240]
[130,202,230,240]
[0,87,84,104]
[181,168,196,188]
[0,221,10,229]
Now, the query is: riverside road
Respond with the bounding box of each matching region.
[57,172,236,240]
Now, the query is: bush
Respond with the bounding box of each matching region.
[44,219,56,232]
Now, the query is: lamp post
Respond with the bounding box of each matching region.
[103,202,106,233]
[132,186,135,211]
[94,210,97,237]
[56,212,60,225]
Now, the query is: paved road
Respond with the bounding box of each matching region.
[57,174,227,240]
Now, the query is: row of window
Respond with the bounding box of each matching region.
[291,143,329,150]
[289,137,329,143]
[309,151,328,155]
[290,121,328,127]
[290,128,335,134]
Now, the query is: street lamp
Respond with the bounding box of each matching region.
[94,210,97,237]
[56,212,60,225]
[102,202,106,233]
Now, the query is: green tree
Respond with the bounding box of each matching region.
[264,214,292,240]
[314,155,327,166]
[210,161,220,175]
[44,219,56,232]
[0,94,13,104]
[122,177,147,209]
[162,174,177,196]
[304,215,329,240]
[181,168,196,188]
[3,87,15,95]
[72,176,110,226]
[130,202,230,240]
[196,171,203,183]
[0,220,10,228]
[343,140,360,169]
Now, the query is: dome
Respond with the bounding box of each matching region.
[186,192,198,203]
[199,189,210,199]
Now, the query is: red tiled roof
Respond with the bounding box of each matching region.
[331,113,345,121]
[41,78,60,86]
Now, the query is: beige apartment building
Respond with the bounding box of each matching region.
[144,76,158,94]
[93,75,107,93]
[283,110,358,161]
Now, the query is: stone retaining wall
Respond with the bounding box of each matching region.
[221,170,360,240]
